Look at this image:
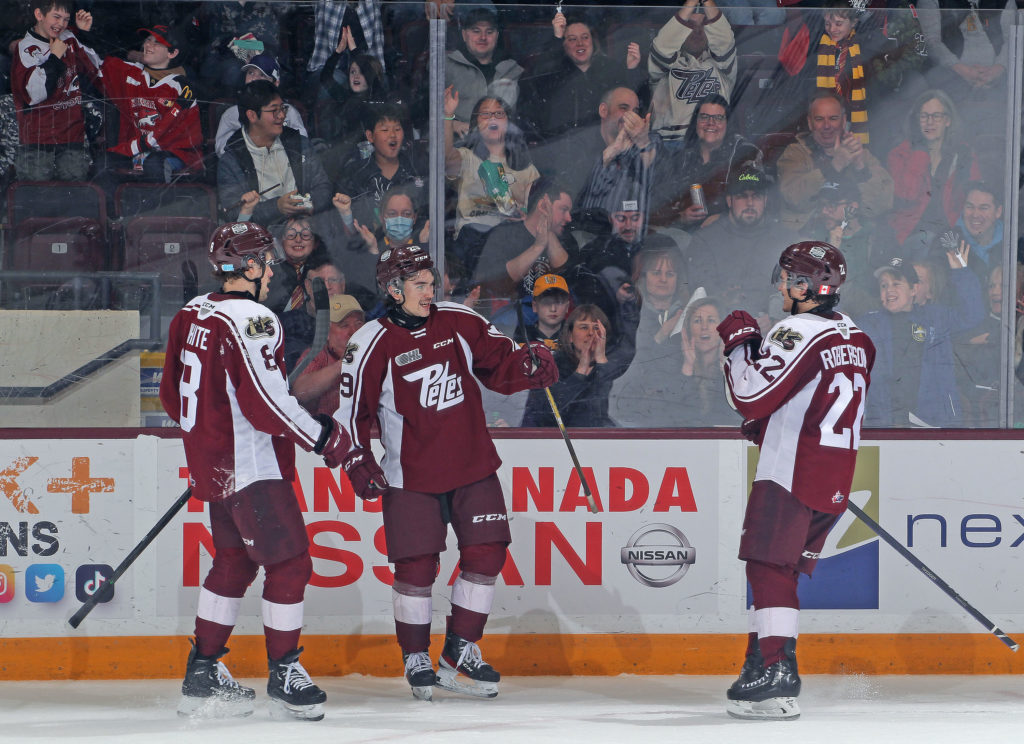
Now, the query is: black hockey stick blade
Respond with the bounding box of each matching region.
[68,487,193,629]
[846,500,1018,652]
[514,300,599,513]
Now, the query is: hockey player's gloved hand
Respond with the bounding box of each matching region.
[740,418,766,445]
[342,448,389,501]
[717,310,762,356]
[519,342,558,389]
[314,415,352,469]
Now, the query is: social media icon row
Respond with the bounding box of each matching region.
[0,564,114,603]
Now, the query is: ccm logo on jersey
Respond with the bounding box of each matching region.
[433,338,453,349]
[472,513,507,523]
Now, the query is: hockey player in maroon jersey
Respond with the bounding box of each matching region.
[334,244,558,700]
[717,241,875,720]
[160,222,351,721]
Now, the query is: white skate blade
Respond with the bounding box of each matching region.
[434,666,499,699]
[410,684,434,701]
[268,698,325,721]
[177,693,254,719]
[726,697,800,720]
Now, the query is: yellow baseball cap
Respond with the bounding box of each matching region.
[329,294,363,323]
[532,273,569,298]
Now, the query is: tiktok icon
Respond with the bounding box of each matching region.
[75,564,114,603]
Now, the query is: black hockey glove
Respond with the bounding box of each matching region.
[717,310,762,357]
[342,447,389,501]
[314,415,352,469]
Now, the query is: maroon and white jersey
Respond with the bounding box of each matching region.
[724,311,875,514]
[99,57,203,170]
[11,29,100,145]
[336,302,534,493]
[160,292,324,502]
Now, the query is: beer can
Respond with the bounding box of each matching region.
[690,183,706,211]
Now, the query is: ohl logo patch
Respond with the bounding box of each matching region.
[746,446,880,609]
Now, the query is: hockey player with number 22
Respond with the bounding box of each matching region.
[160,222,351,722]
[333,244,558,701]
[717,241,875,720]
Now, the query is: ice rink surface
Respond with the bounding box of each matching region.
[1,674,1022,744]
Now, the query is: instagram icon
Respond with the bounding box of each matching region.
[0,565,14,602]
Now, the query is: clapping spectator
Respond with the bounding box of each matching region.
[520,13,644,141]
[522,304,636,427]
[678,295,733,426]
[445,8,522,139]
[218,80,331,225]
[858,253,985,428]
[648,0,736,147]
[215,53,307,155]
[886,89,979,258]
[11,2,99,181]
[648,92,761,231]
[445,88,539,274]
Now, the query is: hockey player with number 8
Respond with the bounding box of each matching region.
[333,244,557,700]
[160,222,351,721]
[717,241,875,720]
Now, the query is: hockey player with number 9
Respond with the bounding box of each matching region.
[717,241,875,720]
[160,222,351,721]
[333,244,558,700]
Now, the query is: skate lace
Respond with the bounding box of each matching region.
[281,660,316,693]
[456,640,485,672]
[405,651,433,676]
[215,661,243,690]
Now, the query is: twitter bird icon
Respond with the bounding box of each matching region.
[26,564,65,602]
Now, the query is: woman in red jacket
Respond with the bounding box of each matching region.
[886,88,979,259]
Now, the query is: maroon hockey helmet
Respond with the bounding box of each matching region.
[376,243,434,294]
[208,221,276,272]
[774,241,847,297]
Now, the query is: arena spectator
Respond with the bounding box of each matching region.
[279,255,347,372]
[777,91,892,230]
[513,273,572,351]
[291,294,365,417]
[886,89,979,258]
[609,245,689,427]
[687,165,802,325]
[305,0,385,89]
[262,215,327,315]
[197,0,288,97]
[522,304,637,428]
[445,8,522,139]
[472,177,575,303]
[218,80,331,225]
[648,92,761,231]
[858,254,985,428]
[333,104,427,236]
[519,12,644,141]
[98,25,202,183]
[648,0,736,147]
[814,1,869,144]
[11,2,99,181]
[215,53,307,155]
[954,181,1004,282]
[444,88,539,274]
[677,295,734,426]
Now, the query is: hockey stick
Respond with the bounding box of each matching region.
[69,487,193,628]
[846,500,1018,652]
[515,301,599,514]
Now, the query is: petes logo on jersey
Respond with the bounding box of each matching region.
[769,326,803,351]
[404,362,464,411]
[245,316,276,339]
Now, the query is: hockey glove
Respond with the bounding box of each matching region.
[519,342,558,389]
[342,447,389,501]
[740,418,767,445]
[717,310,762,357]
[314,415,352,469]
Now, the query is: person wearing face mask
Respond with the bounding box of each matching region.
[858,253,983,428]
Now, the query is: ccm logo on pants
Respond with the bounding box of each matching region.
[472,513,508,523]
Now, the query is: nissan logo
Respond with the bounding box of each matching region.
[620,523,696,588]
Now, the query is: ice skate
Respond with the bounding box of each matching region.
[726,639,801,720]
[267,648,327,721]
[403,650,436,701]
[177,639,255,718]
[726,647,765,697]
[435,630,500,699]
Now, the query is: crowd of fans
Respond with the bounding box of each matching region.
[1,0,1022,429]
